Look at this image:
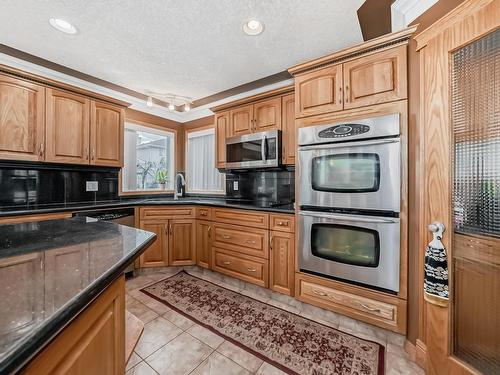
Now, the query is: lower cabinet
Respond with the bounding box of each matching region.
[22,276,125,374]
[196,220,212,269]
[138,221,168,267]
[269,231,295,296]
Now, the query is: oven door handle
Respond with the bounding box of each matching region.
[299,211,399,223]
[298,138,399,151]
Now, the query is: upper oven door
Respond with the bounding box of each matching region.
[225,130,280,169]
[299,210,400,292]
[298,137,400,212]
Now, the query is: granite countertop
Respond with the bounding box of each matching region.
[0,197,295,218]
[0,217,156,374]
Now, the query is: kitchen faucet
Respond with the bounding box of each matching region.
[174,173,186,200]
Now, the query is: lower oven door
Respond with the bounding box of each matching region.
[299,210,400,292]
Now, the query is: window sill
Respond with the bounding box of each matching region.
[119,190,174,196]
[186,190,226,195]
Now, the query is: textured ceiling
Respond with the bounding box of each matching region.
[0,0,364,100]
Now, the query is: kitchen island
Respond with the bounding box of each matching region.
[0,217,156,374]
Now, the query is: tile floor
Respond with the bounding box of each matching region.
[125,266,424,375]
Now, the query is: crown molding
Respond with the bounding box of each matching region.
[391,0,438,31]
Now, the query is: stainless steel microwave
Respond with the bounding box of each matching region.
[225,130,281,170]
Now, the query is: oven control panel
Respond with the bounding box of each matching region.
[318,124,370,138]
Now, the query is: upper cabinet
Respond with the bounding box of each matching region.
[295,65,343,118]
[343,46,407,109]
[291,44,408,118]
[0,70,128,167]
[0,76,45,161]
[90,101,124,167]
[215,111,229,169]
[254,97,281,132]
[45,89,91,165]
[281,94,295,165]
[230,104,253,136]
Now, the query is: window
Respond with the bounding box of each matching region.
[186,128,224,194]
[122,122,175,192]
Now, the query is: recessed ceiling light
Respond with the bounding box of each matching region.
[49,18,77,34]
[243,19,264,36]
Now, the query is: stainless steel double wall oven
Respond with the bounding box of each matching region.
[297,114,401,293]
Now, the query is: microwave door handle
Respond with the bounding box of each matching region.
[261,135,267,162]
[299,138,399,151]
[299,211,399,224]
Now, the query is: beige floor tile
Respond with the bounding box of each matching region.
[187,325,224,349]
[268,291,303,311]
[190,351,251,375]
[126,275,156,291]
[266,299,301,315]
[300,303,341,327]
[135,316,183,358]
[163,309,195,330]
[216,341,263,373]
[126,361,159,375]
[129,289,172,314]
[386,352,424,375]
[338,316,388,346]
[255,362,287,375]
[145,333,213,375]
[126,351,142,371]
[127,300,159,324]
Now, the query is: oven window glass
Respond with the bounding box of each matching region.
[311,153,380,192]
[311,224,380,267]
[226,137,277,163]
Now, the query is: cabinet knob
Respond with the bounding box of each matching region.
[247,268,257,273]
[246,239,256,244]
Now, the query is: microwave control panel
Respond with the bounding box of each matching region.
[318,124,370,138]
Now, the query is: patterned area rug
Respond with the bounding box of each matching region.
[140,271,384,375]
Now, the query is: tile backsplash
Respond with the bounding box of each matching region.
[225,167,295,203]
[0,162,119,207]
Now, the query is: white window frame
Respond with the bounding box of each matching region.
[185,127,225,195]
[121,121,176,195]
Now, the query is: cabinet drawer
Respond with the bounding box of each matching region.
[195,207,212,220]
[296,274,406,333]
[140,206,195,220]
[213,223,268,259]
[212,208,268,229]
[212,247,268,288]
[270,214,295,233]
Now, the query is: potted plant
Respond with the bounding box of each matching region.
[156,170,168,190]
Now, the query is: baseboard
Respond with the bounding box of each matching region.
[404,339,427,370]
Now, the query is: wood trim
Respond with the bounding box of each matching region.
[182,116,215,131]
[124,109,181,131]
[416,339,428,370]
[0,212,72,225]
[0,64,129,108]
[288,26,417,76]
[210,85,294,113]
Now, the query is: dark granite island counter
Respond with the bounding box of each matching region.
[0,217,156,374]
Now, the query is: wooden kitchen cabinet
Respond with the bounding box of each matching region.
[215,111,229,168]
[196,220,212,269]
[138,221,168,267]
[270,231,295,296]
[281,94,295,165]
[0,75,45,162]
[168,219,196,266]
[254,97,282,131]
[294,64,343,118]
[22,276,125,375]
[45,88,90,164]
[343,45,407,109]
[90,101,124,167]
[230,104,253,136]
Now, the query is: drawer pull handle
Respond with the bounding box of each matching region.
[247,268,257,272]
[223,261,231,265]
[246,240,256,244]
[359,302,381,313]
[312,289,328,297]
[200,211,207,216]
[223,235,231,239]
[277,221,288,226]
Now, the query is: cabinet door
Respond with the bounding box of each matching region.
[215,111,229,168]
[269,231,295,295]
[0,75,45,161]
[281,94,295,165]
[295,64,343,118]
[230,104,253,135]
[44,244,90,314]
[196,220,212,269]
[90,101,124,167]
[45,88,90,164]
[0,252,44,346]
[139,221,168,267]
[254,97,282,131]
[169,219,196,266]
[343,45,407,109]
